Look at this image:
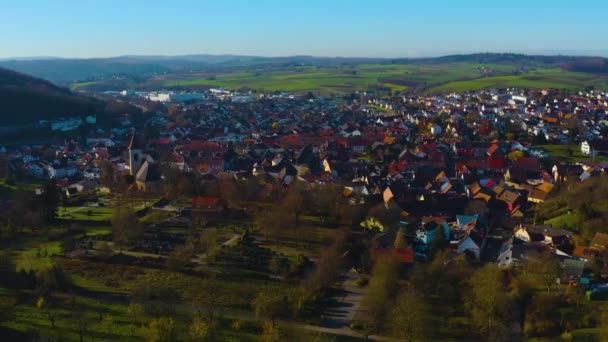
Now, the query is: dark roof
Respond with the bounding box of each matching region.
[589,140,608,152]
[128,134,145,150]
[135,160,160,183]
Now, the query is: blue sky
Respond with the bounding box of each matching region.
[2,0,607,58]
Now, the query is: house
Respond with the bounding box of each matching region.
[528,189,550,203]
[514,224,572,246]
[487,144,505,169]
[563,259,585,279]
[25,162,45,178]
[457,234,482,259]
[496,238,552,267]
[417,217,450,244]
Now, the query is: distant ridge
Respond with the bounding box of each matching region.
[1,52,607,84]
[0,53,608,86]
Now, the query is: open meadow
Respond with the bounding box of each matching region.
[71,61,608,95]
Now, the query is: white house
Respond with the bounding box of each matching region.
[581,141,592,155]
[83,168,101,179]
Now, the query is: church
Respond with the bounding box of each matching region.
[128,134,161,193]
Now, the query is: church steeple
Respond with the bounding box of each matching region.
[128,133,145,175]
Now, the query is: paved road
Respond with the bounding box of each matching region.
[321,269,366,329]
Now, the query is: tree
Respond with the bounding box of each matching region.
[166,244,194,272]
[73,312,92,342]
[196,228,218,253]
[255,207,294,244]
[194,283,225,322]
[393,228,407,249]
[111,207,144,248]
[260,321,281,342]
[131,285,181,316]
[523,293,562,336]
[464,264,508,338]
[523,251,561,292]
[283,181,306,223]
[37,265,72,298]
[362,256,401,335]
[99,160,115,187]
[304,229,347,292]
[269,255,283,275]
[218,177,240,209]
[145,317,176,342]
[189,316,217,341]
[127,302,146,327]
[251,288,287,327]
[599,310,608,342]
[60,236,76,254]
[39,180,59,223]
[391,285,431,342]
[96,241,114,260]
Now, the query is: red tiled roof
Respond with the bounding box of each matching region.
[191,196,220,207]
[374,247,414,263]
[183,140,224,152]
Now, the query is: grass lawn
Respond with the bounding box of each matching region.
[0,179,43,200]
[58,205,114,221]
[532,144,607,164]
[139,209,175,224]
[544,212,579,231]
[10,239,61,271]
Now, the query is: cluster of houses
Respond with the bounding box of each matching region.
[3,86,608,277]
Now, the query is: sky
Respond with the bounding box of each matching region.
[1,0,608,59]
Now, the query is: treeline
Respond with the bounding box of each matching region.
[357,246,607,341]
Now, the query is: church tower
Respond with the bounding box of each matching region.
[128,134,144,175]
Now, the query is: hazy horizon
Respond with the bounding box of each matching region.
[2,0,607,59]
[2,50,608,61]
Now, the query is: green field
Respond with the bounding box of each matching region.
[161,63,515,94]
[80,62,608,95]
[70,62,608,95]
[427,68,608,93]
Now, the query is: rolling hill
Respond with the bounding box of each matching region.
[0,67,102,125]
[2,53,607,95]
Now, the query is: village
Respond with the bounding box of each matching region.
[3,85,608,340]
